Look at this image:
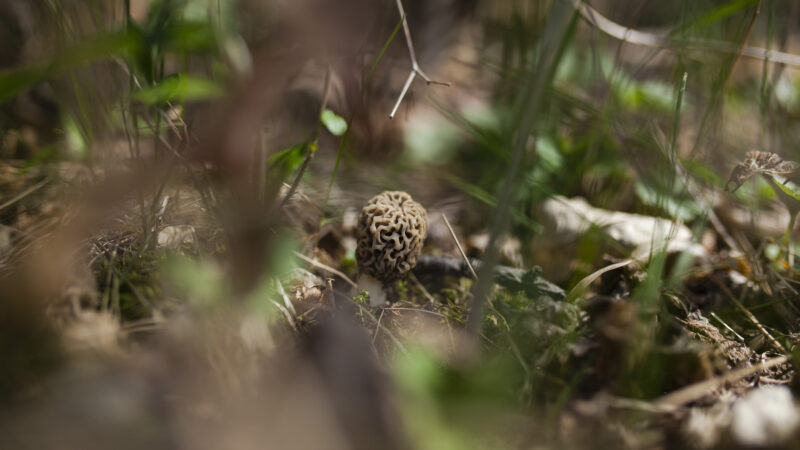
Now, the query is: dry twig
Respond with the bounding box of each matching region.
[389,0,450,119]
[294,251,358,289]
[441,213,478,280]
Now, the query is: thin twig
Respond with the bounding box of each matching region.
[710,311,745,342]
[442,213,478,280]
[372,308,385,346]
[388,0,450,119]
[409,271,436,304]
[389,70,416,119]
[353,300,409,356]
[294,251,358,289]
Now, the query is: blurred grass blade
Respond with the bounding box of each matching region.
[132,74,223,105]
[443,173,497,207]
[443,173,541,232]
[671,0,760,34]
[0,29,142,104]
[366,15,404,85]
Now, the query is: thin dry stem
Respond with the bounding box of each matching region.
[713,277,788,354]
[271,300,298,333]
[0,177,51,213]
[710,311,745,342]
[275,279,297,316]
[441,213,478,280]
[409,271,436,304]
[388,0,450,119]
[294,251,358,289]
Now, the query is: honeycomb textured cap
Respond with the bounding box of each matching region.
[356,191,427,280]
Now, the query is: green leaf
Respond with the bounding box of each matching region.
[769,175,800,201]
[321,109,347,136]
[268,144,306,177]
[132,74,223,105]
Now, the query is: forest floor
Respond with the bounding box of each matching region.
[4,1,800,449]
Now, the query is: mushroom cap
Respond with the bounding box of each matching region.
[356,191,427,281]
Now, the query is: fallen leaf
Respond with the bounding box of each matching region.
[724,151,799,193]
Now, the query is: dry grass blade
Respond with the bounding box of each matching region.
[440,218,530,375]
[655,355,791,407]
[275,279,297,316]
[565,259,636,303]
[271,300,298,333]
[712,277,788,354]
[294,251,358,289]
[710,311,745,342]
[409,271,436,304]
[0,177,51,213]
[441,213,478,280]
[354,301,409,357]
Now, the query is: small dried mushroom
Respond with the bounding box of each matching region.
[356,191,427,281]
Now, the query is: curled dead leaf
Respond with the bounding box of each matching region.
[725,151,799,193]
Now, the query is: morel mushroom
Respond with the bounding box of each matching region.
[356,191,427,281]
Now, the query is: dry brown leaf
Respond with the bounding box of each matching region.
[725,151,800,193]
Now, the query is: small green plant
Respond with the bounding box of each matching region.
[354,290,370,306]
[395,279,409,302]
